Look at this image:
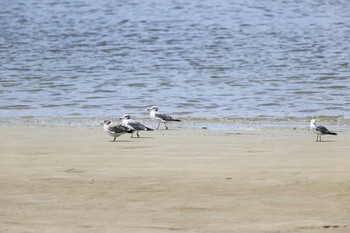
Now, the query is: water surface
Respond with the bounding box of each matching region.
[1,0,350,121]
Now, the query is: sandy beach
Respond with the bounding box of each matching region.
[1,124,349,233]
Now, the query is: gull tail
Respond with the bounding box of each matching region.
[170,118,181,122]
[127,128,135,133]
[145,126,155,131]
[327,132,337,135]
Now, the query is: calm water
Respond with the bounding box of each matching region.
[1,0,350,122]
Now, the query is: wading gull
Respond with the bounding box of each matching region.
[147,106,181,130]
[309,119,337,142]
[120,114,154,138]
[101,120,135,142]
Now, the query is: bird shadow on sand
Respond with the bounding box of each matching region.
[315,140,336,143]
[109,137,155,142]
[130,137,154,139]
[108,140,134,143]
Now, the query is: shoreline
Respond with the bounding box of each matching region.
[1,125,350,232]
[1,116,350,131]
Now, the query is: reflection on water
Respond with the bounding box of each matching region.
[1,0,350,120]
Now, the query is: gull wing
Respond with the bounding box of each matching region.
[127,120,148,131]
[316,125,330,134]
[155,112,180,121]
[108,123,134,133]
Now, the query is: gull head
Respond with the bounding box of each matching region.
[120,114,131,120]
[101,120,111,126]
[147,106,158,112]
[310,119,316,125]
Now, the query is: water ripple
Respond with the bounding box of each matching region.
[1,0,350,119]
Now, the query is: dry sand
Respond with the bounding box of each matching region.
[1,124,349,233]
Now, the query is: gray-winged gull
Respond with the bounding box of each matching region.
[101,120,135,141]
[309,119,337,142]
[120,114,154,138]
[147,106,181,130]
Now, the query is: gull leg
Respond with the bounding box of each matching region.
[164,122,168,130]
[156,122,160,130]
[319,135,322,142]
[113,137,117,142]
[137,131,140,138]
[130,133,133,138]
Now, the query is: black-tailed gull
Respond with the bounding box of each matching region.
[309,119,337,142]
[147,106,181,130]
[120,114,154,138]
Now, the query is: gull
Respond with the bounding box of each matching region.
[120,114,154,138]
[309,119,337,142]
[101,120,135,142]
[147,106,181,130]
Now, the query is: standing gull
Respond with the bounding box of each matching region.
[101,120,135,142]
[120,114,154,138]
[147,106,181,130]
[309,119,337,142]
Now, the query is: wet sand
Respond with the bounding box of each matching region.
[1,125,349,233]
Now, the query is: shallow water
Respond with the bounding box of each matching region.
[1,0,350,121]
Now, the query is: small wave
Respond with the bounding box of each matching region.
[1,105,33,110]
[94,89,115,93]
